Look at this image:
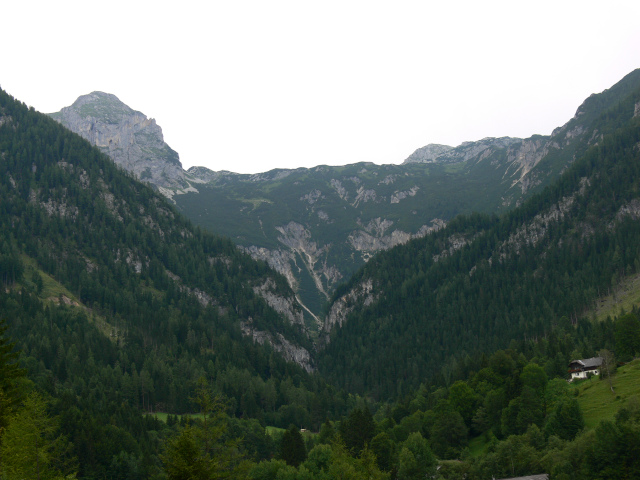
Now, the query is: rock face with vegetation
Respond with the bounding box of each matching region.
[49,71,640,320]
[1,87,329,388]
[47,73,640,328]
[176,70,640,318]
[48,92,200,194]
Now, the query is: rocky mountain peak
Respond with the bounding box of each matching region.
[403,143,453,164]
[403,137,521,165]
[69,91,137,121]
[48,92,194,193]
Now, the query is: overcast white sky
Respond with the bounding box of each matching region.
[3,1,640,174]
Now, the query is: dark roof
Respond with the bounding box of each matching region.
[496,475,549,480]
[569,357,603,368]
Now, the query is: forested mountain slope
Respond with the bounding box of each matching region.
[0,88,348,437]
[174,69,640,318]
[318,73,640,399]
[1,89,318,363]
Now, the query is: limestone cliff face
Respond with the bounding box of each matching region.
[239,214,445,321]
[403,144,453,163]
[348,217,445,261]
[275,222,334,299]
[403,136,553,197]
[252,278,305,329]
[403,126,581,198]
[49,92,195,193]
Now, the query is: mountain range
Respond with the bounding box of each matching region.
[48,70,640,321]
[0,86,337,415]
[2,65,640,478]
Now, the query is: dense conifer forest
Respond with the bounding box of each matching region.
[319,79,640,399]
[0,89,354,477]
[1,67,640,479]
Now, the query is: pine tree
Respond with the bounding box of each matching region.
[339,407,376,454]
[280,425,306,467]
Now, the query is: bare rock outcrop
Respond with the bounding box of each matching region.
[252,278,305,328]
[323,278,376,334]
[48,92,197,195]
[349,217,445,261]
[241,322,314,372]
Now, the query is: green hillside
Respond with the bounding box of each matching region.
[576,359,640,429]
[588,272,640,323]
[0,88,352,478]
[318,72,640,399]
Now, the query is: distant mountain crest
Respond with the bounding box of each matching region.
[402,143,453,163]
[404,137,522,165]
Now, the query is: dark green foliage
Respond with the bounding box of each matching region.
[280,425,307,467]
[338,406,376,454]
[615,313,640,361]
[396,432,436,480]
[0,242,23,287]
[317,419,336,444]
[545,397,584,441]
[370,432,394,472]
[448,380,479,428]
[319,79,640,398]
[1,391,78,480]
[499,363,549,436]
[0,87,350,477]
[0,319,26,431]
[471,428,544,480]
[161,378,251,479]
[161,426,211,480]
[585,415,640,479]
[429,401,468,459]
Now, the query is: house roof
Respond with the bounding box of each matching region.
[496,475,549,480]
[569,357,603,368]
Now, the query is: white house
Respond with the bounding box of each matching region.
[568,357,603,381]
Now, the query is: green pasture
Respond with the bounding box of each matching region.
[574,358,640,429]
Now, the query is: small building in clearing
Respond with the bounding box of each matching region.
[568,357,603,381]
[495,475,549,480]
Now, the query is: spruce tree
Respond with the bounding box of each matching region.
[280,425,306,467]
